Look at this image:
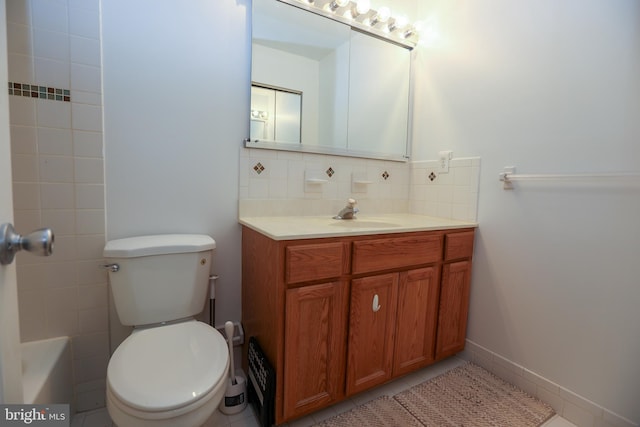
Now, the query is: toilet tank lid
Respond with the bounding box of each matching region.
[104,234,216,258]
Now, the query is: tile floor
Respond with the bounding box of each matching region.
[71,357,576,427]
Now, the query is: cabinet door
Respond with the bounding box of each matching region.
[346,273,398,395]
[393,267,440,376]
[436,260,472,359]
[283,281,348,419]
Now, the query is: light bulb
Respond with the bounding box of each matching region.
[394,16,408,29]
[370,6,391,26]
[377,7,391,22]
[413,21,426,34]
[414,20,439,45]
[387,15,408,33]
[356,0,370,15]
[403,26,415,38]
[328,0,349,11]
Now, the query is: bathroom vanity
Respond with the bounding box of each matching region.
[240,215,476,424]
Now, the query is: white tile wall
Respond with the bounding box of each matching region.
[239,147,480,221]
[410,158,480,222]
[239,147,413,216]
[7,0,107,413]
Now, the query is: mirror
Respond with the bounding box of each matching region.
[249,0,412,161]
[251,84,302,143]
[347,31,410,157]
[251,0,350,149]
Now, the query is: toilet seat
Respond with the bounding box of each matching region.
[106,374,226,423]
[107,320,228,413]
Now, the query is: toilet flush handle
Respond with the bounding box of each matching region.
[102,263,120,273]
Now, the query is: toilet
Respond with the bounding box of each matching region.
[103,234,229,427]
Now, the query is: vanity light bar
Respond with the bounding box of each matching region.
[285,0,418,48]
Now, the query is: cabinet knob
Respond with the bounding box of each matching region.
[372,294,381,312]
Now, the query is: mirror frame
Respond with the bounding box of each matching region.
[246,0,415,162]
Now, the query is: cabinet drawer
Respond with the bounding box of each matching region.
[286,242,350,284]
[352,234,442,274]
[444,230,475,261]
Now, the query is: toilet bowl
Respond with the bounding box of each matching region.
[103,235,228,427]
[106,320,229,427]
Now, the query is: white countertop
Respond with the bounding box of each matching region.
[239,213,478,240]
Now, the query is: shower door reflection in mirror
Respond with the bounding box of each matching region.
[250,84,302,143]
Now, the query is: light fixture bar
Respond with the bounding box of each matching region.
[281,0,418,49]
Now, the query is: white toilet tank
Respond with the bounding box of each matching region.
[103,234,216,326]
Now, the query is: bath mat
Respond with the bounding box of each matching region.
[311,396,422,427]
[394,362,555,426]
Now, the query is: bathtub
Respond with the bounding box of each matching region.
[21,337,73,407]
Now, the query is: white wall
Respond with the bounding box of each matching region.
[101,0,640,423]
[102,0,250,330]
[413,0,640,424]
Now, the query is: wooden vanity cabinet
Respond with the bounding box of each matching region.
[393,266,441,376]
[283,280,349,418]
[346,273,398,395]
[283,241,351,418]
[241,226,475,425]
[435,230,475,360]
[346,234,442,395]
[345,266,441,395]
[242,229,352,423]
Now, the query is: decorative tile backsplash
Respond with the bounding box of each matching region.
[239,147,480,222]
[253,162,265,174]
[410,158,480,221]
[239,147,411,216]
[8,82,71,102]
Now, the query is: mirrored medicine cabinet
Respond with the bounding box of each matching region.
[247,0,413,162]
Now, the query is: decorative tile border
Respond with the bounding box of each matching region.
[8,82,70,102]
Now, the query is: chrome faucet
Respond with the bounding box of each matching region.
[334,198,359,220]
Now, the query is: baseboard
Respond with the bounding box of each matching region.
[460,339,638,427]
